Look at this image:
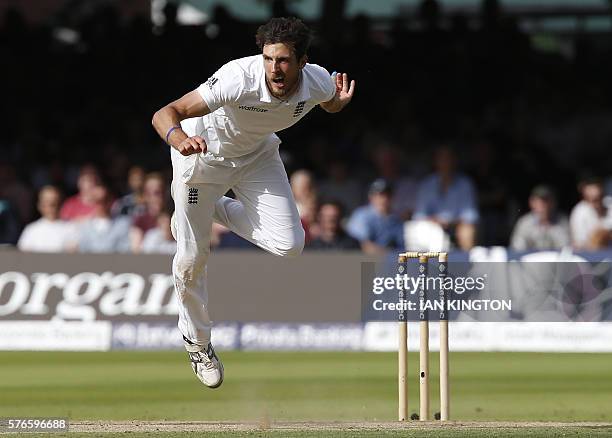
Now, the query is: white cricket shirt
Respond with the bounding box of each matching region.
[180,55,335,168]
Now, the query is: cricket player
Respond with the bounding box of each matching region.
[152,17,355,388]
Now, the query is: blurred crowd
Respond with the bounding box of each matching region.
[13,165,175,254]
[3,0,612,254]
[8,151,612,255]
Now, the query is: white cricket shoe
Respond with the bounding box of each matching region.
[185,340,224,389]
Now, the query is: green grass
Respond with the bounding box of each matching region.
[0,351,611,428]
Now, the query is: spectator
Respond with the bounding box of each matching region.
[371,143,418,220]
[291,169,317,213]
[76,185,131,253]
[60,165,101,221]
[130,172,167,252]
[18,186,76,252]
[346,179,405,254]
[413,146,479,250]
[510,185,570,251]
[290,169,319,241]
[570,178,612,250]
[308,200,360,251]
[112,165,146,217]
[142,210,176,254]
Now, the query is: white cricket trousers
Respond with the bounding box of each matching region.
[170,147,304,349]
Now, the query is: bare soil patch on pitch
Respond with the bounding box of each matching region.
[70,421,612,433]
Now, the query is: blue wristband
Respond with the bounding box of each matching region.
[165,125,181,144]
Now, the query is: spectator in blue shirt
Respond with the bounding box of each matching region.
[413,146,479,250]
[346,179,405,254]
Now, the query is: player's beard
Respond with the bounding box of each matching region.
[267,72,300,99]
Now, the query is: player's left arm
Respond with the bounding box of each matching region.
[320,72,355,113]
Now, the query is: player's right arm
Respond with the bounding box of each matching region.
[152,90,211,156]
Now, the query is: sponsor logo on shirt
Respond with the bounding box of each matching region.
[238,105,269,113]
[206,76,218,89]
[293,100,306,117]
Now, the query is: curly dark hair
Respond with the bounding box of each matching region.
[255,17,312,61]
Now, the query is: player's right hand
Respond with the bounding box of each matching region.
[177,136,207,156]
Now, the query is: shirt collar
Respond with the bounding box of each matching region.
[258,57,310,104]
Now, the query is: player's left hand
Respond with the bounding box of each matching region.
[334,72,355,108]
